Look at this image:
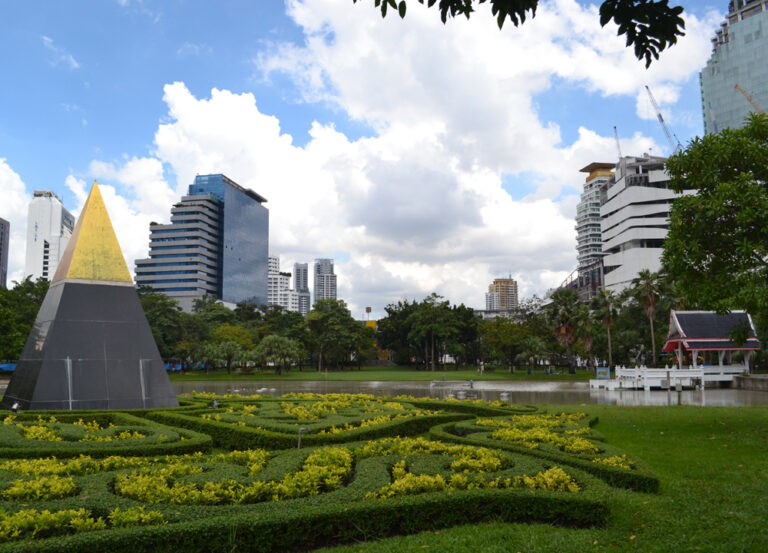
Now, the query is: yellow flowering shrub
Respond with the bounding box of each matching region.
[593,454,635,470]
[16,423,62,442]
[108,507,166,528]
[1,475,78,501]
[0,508,104,542]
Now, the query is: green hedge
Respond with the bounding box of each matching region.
[144,410,470,450]
[0,413,212,458]
[428,421,659,493]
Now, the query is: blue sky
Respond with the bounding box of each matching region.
[0,0,726,313]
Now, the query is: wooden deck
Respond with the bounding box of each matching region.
[590,364,748,391]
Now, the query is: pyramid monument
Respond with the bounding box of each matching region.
[2,182,179,410]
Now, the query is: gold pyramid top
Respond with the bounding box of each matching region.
[52,181,133,284]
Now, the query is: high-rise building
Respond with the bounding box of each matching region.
[24,191,75,281]
[576,163,613,270]
[313,258,337,304]
[0,217,9,289]
[292,262,311,316]
[267,253,291,310]
[601,154,694,292]
[484,277,518,310]
[135,174,269,312]
[700,0,768,134]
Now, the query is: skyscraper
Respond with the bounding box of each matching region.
[485,277,518,311]
[135,174,269,312]
[700,0,768,134]
[572,162,613,301]
[292,262,311,316]
[313,258,337,304]
[0,217,9,289]
[601,154,694,292]
[267,253,291,310]
[25,191,75,281]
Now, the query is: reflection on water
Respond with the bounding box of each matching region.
[171,379,768,407]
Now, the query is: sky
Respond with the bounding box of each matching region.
[0,0,725,318]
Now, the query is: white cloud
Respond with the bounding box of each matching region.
[9,0,719,316]
[0,160,32,284]
[41,36,80,69]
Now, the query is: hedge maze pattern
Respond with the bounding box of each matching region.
[0,393,658,552]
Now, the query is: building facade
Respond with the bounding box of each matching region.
[484,277,518,310]
[292,262,311,316]
[700,0,768,134]
[313,258,337,304]
[576,163,613,270]
[135,174,269,312]
[25,191,75,281]
[0,217,9,289]
[601,154,693,293]
[267,253,292,310]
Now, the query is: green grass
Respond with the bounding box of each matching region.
[169,366,593,382]
[316,404,768,553]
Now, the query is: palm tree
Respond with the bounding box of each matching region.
[574,304,598,372]
[632,270,663,366]
[592,290,618,370]
[547,288,581,374]
[516,336,548,375]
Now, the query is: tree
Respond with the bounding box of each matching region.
[0,277,49,360]
[547,288,581,374]
[306,299,365,371]
[354,0,685,67]
[193,295,237,327]
[255,335,303,375]
[211,324,254,374]
[631,270,663,366]
[138,288,184,359]
[406,294,457,371]
[515,336,548,375]
[574,303,598,372]
[479,316,526,372]
[377,300,419,365]
[592,290,618,369]
[663,113,768,316]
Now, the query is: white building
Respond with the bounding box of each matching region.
[267,253,291,309]
[313,258,337,304]
[25,191,74,281]
[576,163,613,270]
[601,154,693,292]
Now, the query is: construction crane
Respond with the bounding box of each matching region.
[613,126,623,159]
[645,85,682,154]
[734,84,765,114]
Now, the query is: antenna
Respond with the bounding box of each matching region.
[613,126,623,159]
[645,85,682,154]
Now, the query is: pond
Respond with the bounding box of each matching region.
[171,379,768,407]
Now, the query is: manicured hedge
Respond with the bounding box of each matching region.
[429,420,659,493]
[144,409,470,450]
[0,412,212,458]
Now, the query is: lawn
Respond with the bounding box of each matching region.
[317,404,768,553]
[169,365,594,382]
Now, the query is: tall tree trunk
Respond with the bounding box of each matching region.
[607,325,613,369]
[650,316,656,366]
[567,343,575,374]
[431,330,435,371]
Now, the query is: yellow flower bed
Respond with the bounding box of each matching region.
[366,461,579,499]
[114,447,353,505]
[358,437,504,473]
[593,454,635,470]
[1,475,78,501]
[0,508,104,542]
[477,413,599,456]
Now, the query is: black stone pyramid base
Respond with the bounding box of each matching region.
[1,281,179,410]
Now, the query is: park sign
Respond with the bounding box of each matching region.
[1,182,178,410]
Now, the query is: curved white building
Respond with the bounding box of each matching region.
[601,155,693,292]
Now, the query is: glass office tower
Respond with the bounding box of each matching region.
[136,174,268,311]
[700,0,768,134]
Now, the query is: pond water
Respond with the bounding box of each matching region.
[171,379,768,407]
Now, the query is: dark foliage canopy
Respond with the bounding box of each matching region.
[354,0,685,67]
